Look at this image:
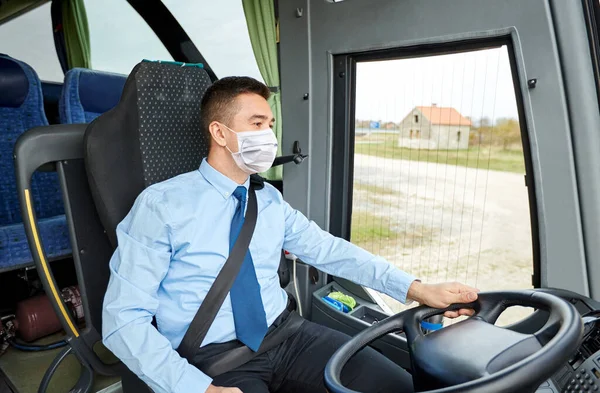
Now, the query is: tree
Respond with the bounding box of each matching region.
[470,117,492,145]
[494,118,521,150]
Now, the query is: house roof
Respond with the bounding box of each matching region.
[416,106,472,126]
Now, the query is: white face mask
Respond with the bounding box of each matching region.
[221,123,278,174]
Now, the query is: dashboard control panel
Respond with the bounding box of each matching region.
[540,312,600,393]
[557,315,600,393]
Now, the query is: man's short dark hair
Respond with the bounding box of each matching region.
[200,76,271,138]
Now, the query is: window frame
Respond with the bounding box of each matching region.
[329,37,541,288]
[582,0,600,109]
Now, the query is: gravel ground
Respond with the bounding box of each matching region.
[352,153,534,325]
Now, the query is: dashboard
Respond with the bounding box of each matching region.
[313,284,600,392]
[535,290,600,393]
[541,312,600,392]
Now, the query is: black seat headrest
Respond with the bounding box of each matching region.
[84,61,212,247]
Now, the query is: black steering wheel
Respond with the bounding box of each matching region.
[325,290,583,393]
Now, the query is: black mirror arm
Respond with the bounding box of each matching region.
[272,141,308,167]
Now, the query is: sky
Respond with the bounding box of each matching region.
[356,47,519,123]
[0,2,518,123]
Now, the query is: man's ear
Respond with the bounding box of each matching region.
[208,121,227,147]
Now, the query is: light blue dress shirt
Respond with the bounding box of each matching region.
[102,158,416,393]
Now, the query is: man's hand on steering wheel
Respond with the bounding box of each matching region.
[407,281,480,318]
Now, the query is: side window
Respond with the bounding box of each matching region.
[350,45,534,325]
[0,3,63,82]
[84,0,173,74]
[161,0,263,81]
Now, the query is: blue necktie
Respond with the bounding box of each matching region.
[229,186,268,351]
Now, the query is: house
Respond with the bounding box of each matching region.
[397,105,472,150]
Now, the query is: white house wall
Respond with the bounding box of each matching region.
[398,123,471,150]
[432,125,471,150]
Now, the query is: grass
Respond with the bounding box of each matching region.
[355,133,526,174]
[350,210,436,255]
[353,182,396,197]
[351,211,397,246]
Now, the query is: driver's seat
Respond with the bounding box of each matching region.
[14,60,292,393]
[84,60,214,392]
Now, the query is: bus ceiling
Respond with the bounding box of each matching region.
[0,0,48,25]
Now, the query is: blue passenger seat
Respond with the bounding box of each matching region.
[0,54,70,271]
[59,68,126,124]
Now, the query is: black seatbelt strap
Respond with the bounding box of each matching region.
[195,311,305,378]
[177,186,258,362]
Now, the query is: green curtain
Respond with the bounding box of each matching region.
[62,0,91,69]
[243,0,283,180]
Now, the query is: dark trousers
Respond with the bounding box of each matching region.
[192,311,415,393]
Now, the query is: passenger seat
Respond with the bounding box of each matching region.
[59,68,126,124]
[0,54,70,270]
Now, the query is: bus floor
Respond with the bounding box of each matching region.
[0,332,121,393]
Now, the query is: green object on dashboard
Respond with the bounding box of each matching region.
[329,291,357,310]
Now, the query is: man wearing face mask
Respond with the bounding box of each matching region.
[102,77,479,393]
